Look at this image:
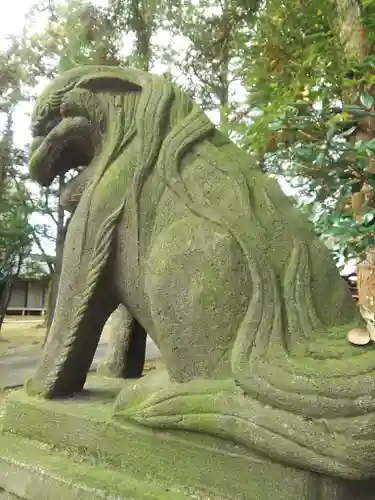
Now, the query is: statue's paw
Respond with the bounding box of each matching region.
[112,369,171,415]
[112,377,237,426]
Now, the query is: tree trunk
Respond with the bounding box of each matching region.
[0,158,5,198]
[218,0,230,135]
[336,0,375,334]
[0,253,23,331]
[131,0,152,72]
[0,111,13,198]
[0,277,12,330]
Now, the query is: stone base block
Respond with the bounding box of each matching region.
[1,375,375,500]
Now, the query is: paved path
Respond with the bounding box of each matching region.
[3,319,41,324]
[0,337,160,390]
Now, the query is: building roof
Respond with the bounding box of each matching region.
[18,253,55,278]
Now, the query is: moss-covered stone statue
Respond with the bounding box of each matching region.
[4,65,375,499]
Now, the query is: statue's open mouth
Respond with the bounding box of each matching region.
[28,116,97,203]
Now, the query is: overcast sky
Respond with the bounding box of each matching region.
[0,0,108,146]
[0,1,33,145]
[0,0,33,41]
[0,0,111,256]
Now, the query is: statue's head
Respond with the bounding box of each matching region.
[28,66,144,209]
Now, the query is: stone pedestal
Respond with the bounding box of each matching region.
[1,376,375,500]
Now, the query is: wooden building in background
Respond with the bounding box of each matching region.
[6,277,49,316]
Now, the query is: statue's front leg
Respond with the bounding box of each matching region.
[25,255,119,398]
[98,304,147,379]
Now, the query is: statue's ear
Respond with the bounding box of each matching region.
[75,73,142,94]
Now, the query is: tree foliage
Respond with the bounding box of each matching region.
[238,0,375,263]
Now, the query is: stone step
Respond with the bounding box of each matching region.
[0,433,187,500]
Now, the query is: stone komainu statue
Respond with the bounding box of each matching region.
[27,66,375,480]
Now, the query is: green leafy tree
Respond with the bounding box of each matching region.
[162,0,260,134]
[0,179,33,329]
[238,0,375,265]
